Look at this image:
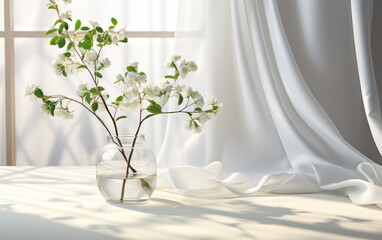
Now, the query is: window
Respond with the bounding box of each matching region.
[1,0,178,165]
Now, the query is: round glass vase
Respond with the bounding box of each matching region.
[96,135,156,204]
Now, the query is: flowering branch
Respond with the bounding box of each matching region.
[25,0,223,203]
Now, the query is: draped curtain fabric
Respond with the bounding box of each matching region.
[156,0,382,207]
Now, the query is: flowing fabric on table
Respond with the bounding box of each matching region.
[156,0,382,207]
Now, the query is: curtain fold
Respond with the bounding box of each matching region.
[156,0,382,207]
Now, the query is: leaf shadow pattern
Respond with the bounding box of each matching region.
[0,210,125,240]
[106,196,382,240]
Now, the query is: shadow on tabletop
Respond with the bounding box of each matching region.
[0,209,125,240]
[106,193,382,240]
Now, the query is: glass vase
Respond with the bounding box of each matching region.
[96,134,156,203]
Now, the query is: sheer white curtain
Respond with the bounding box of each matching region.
[156,0,382,207]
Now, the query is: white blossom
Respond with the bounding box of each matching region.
[126,72,137,81]
[41,104,50,116]
[89,20,100,28]
[136,73,147,84]
[186,60,198,72]
[179,59,198,78]
[55,108,74,120]
[72,31,86,44]
[61,10,72,20]
[168,54,181,63]
[184,121,202,134]
[163,61,172,68]
[117,29,126,41]
[216,103,224,113]
[175,83,185,93]
[195,96,204,108]
[85,52,97,62]
[194,125,202,134]
[101,58,111,69]
[24,83,38,101]
[62,0,72,4]
[52,62,62,76]
[190,90,201,100]
[206,96,218,105]
[112,35,119,44]
[66,63,82,75]
[179,66,189,79]
[156,95,168,107]
[182,86,193,98]
[75,82,87,97]
[130,62,139,68]
[120,99,140,111]
[144,82,160,99]
[116,74,124,82]
[199,113,212,124]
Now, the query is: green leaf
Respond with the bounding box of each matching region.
[116,116,127,122]
[77,65,86,69]
[97,86,105,91]
[58,23,64,34]
[111,17,118,26]
[165,75,175,79]
[49,105,55,116]
[95,72,103,78]
[58,37,66,48]
[64,52,71,58]
[195,107,202,112]
[48,5,56,10]
[67,42,73,51]
[42,97,49,103]
[120,37,128,43]
[49,36,59,45]
[34,88,44,98]
[126,66,137,72]
[84,93,92,104]
[63,22,69,30]
[54,19,62,26]
[92,102,99,111]
[95,26,103,33]
[62,70,67,77]
[116,95,123,102]
[45,29,57,36]
[81,26,90,31]
[146,101,162,114]
[75,19,81,31]
[175,72,180,79]
[178,94,184,105]
[96,35,103,43]
[139,72,145,76]
[81,41,93,50]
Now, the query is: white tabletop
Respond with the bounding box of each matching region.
[0,167,382,240]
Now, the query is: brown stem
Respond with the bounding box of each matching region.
[120,109,144,202]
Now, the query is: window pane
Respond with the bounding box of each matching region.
[14,0,178,31]
[0,39,5,165]
[0,0,4,31]
[15,38,174,166]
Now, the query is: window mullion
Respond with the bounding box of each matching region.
[4,0,16,166]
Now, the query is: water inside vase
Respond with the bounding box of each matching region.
[97,172,156,203]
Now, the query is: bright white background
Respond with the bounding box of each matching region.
[1,0,178,166]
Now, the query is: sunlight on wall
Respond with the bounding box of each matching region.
[14,0,178,31]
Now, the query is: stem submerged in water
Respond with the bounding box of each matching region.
[119,109,152,203]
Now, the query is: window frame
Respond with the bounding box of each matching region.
[1,0,175,165]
